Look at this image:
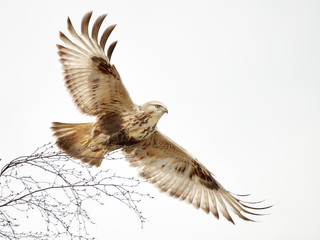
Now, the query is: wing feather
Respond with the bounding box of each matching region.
[81,11,92,38]
[187,182,198,205]
[180,179,193,201]
[201,187,210,214]
[216,193,234,224]
[100,24,117,51]
[81,11,98,54]
[107,41,118,60]
[208,191,219,219]
[194,186,203,209]
[123,130,269,224]
[92,14,107,45]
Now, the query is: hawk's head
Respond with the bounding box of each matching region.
[142,101,168,118]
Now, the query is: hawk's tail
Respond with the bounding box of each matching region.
[51,122,106,167]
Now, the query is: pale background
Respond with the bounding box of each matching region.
[0,0,319,239]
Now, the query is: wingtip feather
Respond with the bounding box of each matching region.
[100,24,116,51]
[107,40,118,61]
[81,11,93,37]
[92,14,108,43]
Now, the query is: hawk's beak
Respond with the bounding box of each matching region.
[164,108,168,114]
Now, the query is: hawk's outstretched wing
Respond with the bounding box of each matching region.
[123,131,268,224]
[57,11,136,116]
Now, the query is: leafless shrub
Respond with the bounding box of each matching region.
[0,143,152,240]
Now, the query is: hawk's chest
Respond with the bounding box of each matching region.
[125,114,157,141]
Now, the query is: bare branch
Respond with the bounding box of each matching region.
[0,142,152,239]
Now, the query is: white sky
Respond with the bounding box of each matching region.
[0,0,320,239]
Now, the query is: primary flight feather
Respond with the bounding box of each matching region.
[52,11,269,224]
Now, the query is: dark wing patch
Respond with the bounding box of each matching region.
[189,161,219,190]
[91,56,118,78]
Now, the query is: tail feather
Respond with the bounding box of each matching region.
[51,122,106,167]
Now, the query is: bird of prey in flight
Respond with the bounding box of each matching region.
[52,11,269,224]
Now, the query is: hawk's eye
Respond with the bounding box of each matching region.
[155,104,162,109]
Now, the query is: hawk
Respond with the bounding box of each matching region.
[52,12,269,224]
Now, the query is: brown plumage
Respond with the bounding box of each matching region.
[52,11,270,223]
